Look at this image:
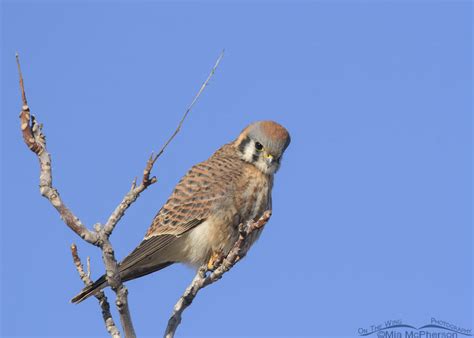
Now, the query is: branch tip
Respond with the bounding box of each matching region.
[16,52,28,106]
[153,50,224,163]
[131,177,137,189]
[87,256,91,277]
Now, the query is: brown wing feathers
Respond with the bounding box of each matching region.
[119,219,203,273]
[71,145,242,304]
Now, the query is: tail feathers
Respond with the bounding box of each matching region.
[71,275,107,304]
[71,261,174,304]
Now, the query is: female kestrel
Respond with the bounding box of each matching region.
[72,120,290,303]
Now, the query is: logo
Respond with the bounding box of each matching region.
[358,318,472,338]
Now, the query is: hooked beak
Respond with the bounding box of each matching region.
[264,152,275,165]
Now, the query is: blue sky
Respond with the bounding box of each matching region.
[1,1,472,337]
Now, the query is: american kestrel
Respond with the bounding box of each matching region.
[72,120,290,303]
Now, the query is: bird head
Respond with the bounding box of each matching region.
[234,121,291,175]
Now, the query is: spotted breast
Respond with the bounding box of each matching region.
[145,143,273,267]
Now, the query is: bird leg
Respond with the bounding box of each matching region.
[207,250,224,271]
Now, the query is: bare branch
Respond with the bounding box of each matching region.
[71,244,90,283]
[71,244,121,338]
[102,154,158,238]
[142,152,158,186]
[152,49,225,164]
[15,52,28,106]
[16,53,134,337]
[87,256,91,278]
[17,49,225,338]
[164,210,272,338]
[16,54,99,245]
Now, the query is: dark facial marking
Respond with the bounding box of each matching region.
[252,151,259,163]
[238,136,251,153]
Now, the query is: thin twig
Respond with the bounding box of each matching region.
[87,256,91,278]
[71,244,121,338]
[16,52,27,106]
[152,49,225,164]
[164,210,272,338]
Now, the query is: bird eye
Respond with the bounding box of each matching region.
[255,142,264,151]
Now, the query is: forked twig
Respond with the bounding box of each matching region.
[17,50,225,338]
[71,244,120,338]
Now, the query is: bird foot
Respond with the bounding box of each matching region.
[207,251,223,271]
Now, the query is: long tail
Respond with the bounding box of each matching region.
[71,261,174,304]
[71,275,107,304]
